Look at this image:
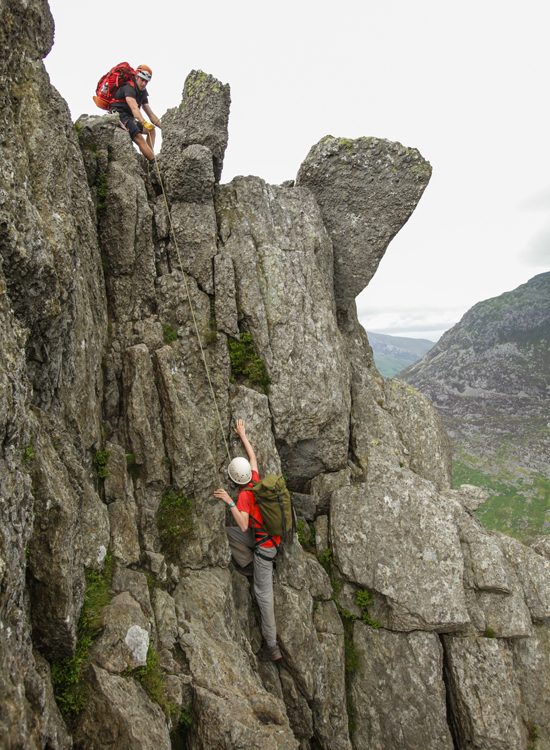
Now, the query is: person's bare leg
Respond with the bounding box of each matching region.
[133,133,154,161]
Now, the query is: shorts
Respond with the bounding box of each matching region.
[113,111,144,140]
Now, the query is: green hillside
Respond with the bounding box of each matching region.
[452,457,550,543]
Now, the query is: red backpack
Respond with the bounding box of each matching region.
[93,62,136,110]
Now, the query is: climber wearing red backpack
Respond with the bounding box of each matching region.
[108,64,162,161]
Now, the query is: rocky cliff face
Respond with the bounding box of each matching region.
[1,2,550,749]
[402,272,550,479]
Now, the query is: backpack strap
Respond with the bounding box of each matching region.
[249,515,279,552]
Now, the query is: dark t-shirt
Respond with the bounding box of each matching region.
[110,80,149,114]
[237,470,281,548]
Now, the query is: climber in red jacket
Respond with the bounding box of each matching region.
[213,419,282,662]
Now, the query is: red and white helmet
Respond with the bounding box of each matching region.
[136,64,153,82]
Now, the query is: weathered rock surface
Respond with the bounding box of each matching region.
[349,624,453,750]
[296,135,432,311]
[75,665,171,750]
[443,636,527,749]
[331,471,469,631]
[216,176,351,485]
[161,69,230,183]
[1,3,549,748]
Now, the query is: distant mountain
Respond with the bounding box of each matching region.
[367,331,434,377]
[402,272,550,540]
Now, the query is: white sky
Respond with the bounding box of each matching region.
[45,0,550,341]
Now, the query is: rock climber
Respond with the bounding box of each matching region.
[213,419,282,662]
[110,64,161,161]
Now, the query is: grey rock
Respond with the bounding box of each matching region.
[216,176,351,484]
[112,567,154,620]
[314,515,329,552]
[498,534,550,621]
[75,665,171,749]
[158,143,215,204]
[274,548,350,749]
[91,591,151,673]
[161,69,230,182]
[122,344,166,485]
[174,567,298,748]
[530,535,550,560]
[214,252,240,336]
[152,589,178,653]
[279,667,314,740]
[109,500,140,566]
[443,635,526,749]
[349,624,453,750]
[292,492,316,521]
[167,201,218,293]
[331,471,469,631]
[447,483,490,512]
[103,441,134,505]
[229,385,282,475]
[296,135,431,310]
[310,469,351,515]
[385,378,452,489]
[512,623,550,748]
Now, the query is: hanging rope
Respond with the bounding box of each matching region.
[150,146,231,464]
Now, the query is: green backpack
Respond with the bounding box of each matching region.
[251,474,296,544]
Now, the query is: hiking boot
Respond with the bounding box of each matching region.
[267,644,283,662]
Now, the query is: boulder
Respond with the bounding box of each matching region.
[349,624,453,750]
[75,665,171,749]
[443,636,526,749]
[331,470,469,631]
[91,591,151,673]
[296,136,431,311]
[161,70,230,182]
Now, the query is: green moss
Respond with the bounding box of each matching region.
[296,519,315,551]
[157,489,194,559]
[337,138,354,150]
[162,323,178,344]
[355,588,381,628]
[135,646,175,716]
[133,645,193,743]
[227,333,270,394]
[94,449,110,479]
[484,627,496,638]
[51,553,114,717]
[317,548,332,573]
[528,723,539,750]
[343,620,359,674]
[23,444,35,463]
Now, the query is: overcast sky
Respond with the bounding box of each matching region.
[45,0,550,341]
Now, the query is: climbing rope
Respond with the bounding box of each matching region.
[150,146,231,464]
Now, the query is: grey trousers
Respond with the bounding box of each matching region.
[226,526,278,647]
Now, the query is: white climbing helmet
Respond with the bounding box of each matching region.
[227,456,252,485]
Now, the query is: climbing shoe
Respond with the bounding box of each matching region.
[267,645,283,662]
